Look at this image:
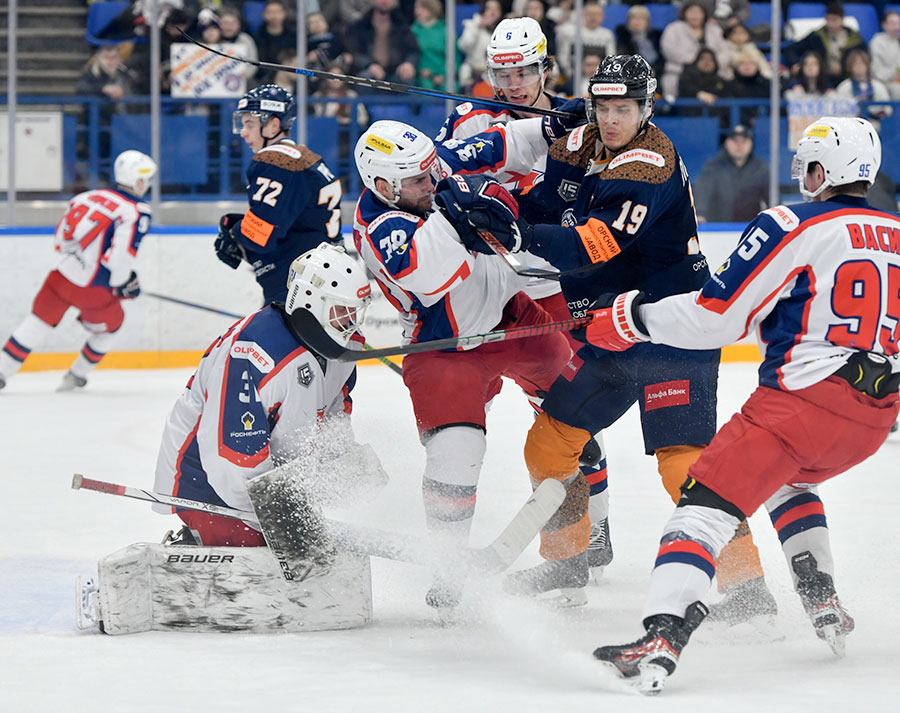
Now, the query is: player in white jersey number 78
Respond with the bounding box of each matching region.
[589,116,900,693]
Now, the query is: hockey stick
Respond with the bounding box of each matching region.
[475,229,606,281]
[145,290,403,375]
[288,307,592,362]
[71,474,564,574]
[177,30,575,120]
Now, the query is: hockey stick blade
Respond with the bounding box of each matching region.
[177,31,575,120]
[290,308,592,362]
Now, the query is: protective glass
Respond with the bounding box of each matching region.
[487,64,542,89]
[790,154,806,181]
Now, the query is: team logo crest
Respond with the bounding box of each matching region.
[297,364,314,387]
[557,179,580,202]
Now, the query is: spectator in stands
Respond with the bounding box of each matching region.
[556,1,616,83]
[722,22,771,80]
[678,48,728,105]
[77,45,135,105]
[219,7,259,81]
[457,0,503,90]
[783,1,865,86]
[699,0,750,31]
[311,63,370,127]
[322,1,376,29]
[784,50,834,99]
[254,1,297,85]
[724,47,772,99]
[693,124,768,223]
[524,0,557,56]
[307,12,346,75]
[124,5,194,94]
[570,50,604,97]
[614,5,662,79]
[412,0,452,89]
[344,0,420,84]
[869,10,900,100]
[660,0,730,99]
[197,10,223,45]
[834,48,892,101]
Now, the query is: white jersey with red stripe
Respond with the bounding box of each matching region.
[353,190,528,345]
[437,101,565,300]
[52,187,151,289]
[640,196,900,390]
[153,304,362,514]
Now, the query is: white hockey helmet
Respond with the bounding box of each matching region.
[113,150,157,197]
[354,121,439,206]
[285,243,372,345]
[791,116,881,200]
[486,18,549,92]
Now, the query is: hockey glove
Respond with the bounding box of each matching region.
[434,174,522,255]
[585,290,649,351]
[111,271,141,300]
[214,213,246,269]
[541,97,588,143]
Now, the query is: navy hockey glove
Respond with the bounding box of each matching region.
[111,271,141,300]
[541,97,587,143]
[434,174,523,255]
[215,213,246,269]
[585,290,649,351]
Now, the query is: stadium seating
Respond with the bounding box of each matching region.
[786,2,826,20]
[843,3,880,41]
[243,2,266,36]
[85,1,131,47]
[602,4,630,31]
[456,4,481,36]
[648,4,679,31]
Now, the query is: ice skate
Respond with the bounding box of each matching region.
[0,374,6,390]
[593,601,709,695]
[57,371,87,392]
[705,575,781,639]
[503,551,589,606]
[161,526,199,546]
[792,551,854,657]
[586,518,613,579]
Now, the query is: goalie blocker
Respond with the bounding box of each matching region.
[77,543,372,635]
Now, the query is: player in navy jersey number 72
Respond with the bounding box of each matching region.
[589,116,900,693]
[216,84,344,304]
[0,150,155,392]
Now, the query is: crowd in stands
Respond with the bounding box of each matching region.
[79,0,900,211]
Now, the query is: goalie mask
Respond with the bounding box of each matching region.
[486,18,550,103]
[354,121,440,207]
[286,244,371,345]
[791,116,881,200]
[586,54,657,129]
[232,84,296,136]
[113,150,157,198]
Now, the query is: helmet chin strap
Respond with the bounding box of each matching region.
[260,117,284,149]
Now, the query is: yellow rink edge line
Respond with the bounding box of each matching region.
[19,344,762,372]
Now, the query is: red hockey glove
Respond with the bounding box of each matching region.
[585,290,649,351]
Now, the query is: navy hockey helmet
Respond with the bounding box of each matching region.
[586,54,657,125]
[232,84,297,135]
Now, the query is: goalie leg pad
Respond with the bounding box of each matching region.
[83,543,372,635]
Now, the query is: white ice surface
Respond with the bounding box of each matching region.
[1,363,897,711]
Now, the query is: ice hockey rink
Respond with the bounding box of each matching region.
[2,361,897,712]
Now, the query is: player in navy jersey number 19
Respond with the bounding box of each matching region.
[590,117,900,693]
[0,150,155,392]
[216,84,344,304]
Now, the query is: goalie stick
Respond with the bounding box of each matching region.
[71,474,565,574]
[288,307,592,362]
[178,30,575,120]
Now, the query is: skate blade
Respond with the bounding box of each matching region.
[536,586,587,608]
[589,566,607,584]
[636,662,670,695]
[76,576,100,630]
[696,614,784,644]
[820,624,847,658]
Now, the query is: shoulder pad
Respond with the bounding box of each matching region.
[253,143,321,172]
[549,124,599,172]
[601,125,675,185]
[368,209,422,237]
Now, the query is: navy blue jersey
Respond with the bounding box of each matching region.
[236,140,343,303]
[523,123,709,320]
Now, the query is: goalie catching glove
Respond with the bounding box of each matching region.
[434,174,529,254]
[585,290,650,351]
[214,213,247,269]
